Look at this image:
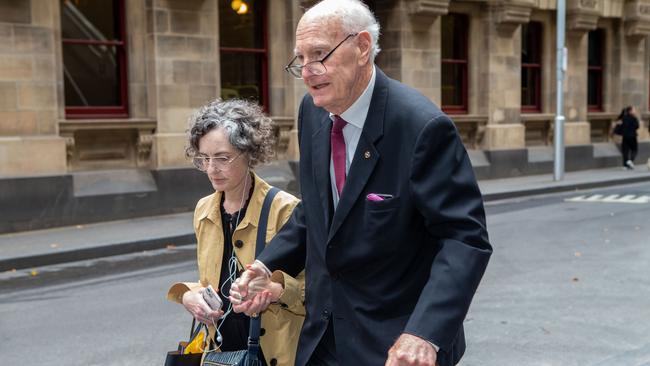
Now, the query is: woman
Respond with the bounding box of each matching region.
[615,105,640,170]
[167,99,304,366]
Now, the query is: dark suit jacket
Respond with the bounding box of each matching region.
[258,68,492,366]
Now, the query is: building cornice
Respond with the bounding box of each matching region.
[566,0,600,31]
[624,0,650,36]
[489,0,536,25]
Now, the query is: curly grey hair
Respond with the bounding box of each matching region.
[302,0,381,61]
[186,99,275,168]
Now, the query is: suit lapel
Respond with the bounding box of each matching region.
[328,70,388,242]
[312,112,334,230]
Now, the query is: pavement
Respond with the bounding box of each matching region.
[1,162,649,272]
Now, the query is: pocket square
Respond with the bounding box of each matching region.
[366,193,393,201]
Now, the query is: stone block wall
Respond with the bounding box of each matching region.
[146,0,220,168]
[0,0,65,176]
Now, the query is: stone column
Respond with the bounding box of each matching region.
[563,0,600,145]
[269,0,303,159]
[377,0,448,102]
[146,0,219,169]
[480,1,535,150]
[620,0,650,141]
[0,0,66,176]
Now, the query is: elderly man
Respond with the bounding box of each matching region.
[230,1,492,365]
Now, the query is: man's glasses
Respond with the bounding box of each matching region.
[192,152,243,172]
[284,33,358,79]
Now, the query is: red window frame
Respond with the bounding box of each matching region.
[61,0,128,119]
[587,29,604,112]
[219,1,269,111]
[441,13,469,114]
[521,22,542,112]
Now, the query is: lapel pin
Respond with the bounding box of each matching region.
[364,151,371,159]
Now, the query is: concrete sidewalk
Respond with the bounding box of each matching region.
[1,165,649,272]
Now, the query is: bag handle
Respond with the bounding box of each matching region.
[246,186,280,363]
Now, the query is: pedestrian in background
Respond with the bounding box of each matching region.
[613,105,640,170]
[166,98,305,366]
[230,1,492,365]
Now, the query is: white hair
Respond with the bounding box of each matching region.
[302,0,381,61]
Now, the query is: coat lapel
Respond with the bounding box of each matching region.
[312,112,334,230]
[328,70,388,242]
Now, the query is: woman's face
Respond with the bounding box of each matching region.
[197,128,250,194]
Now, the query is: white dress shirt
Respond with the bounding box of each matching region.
[329,66,376,208]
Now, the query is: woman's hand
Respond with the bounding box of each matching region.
[182,289,223,325]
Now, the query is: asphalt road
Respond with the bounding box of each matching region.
[1,182,649,366]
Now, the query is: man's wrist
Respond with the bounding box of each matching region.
[253,259,272,277]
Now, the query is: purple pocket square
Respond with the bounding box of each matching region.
[367,193,393,201]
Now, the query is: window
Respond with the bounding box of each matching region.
[588,29,604,111]
[60,0,128,118]
[220,0,268,110]
[521,22,542,112]
[441,13,469,114]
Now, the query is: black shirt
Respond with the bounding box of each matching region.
[214,179,266,365]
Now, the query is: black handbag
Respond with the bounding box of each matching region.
[200,187,280,366]
[613,122,624,135]
[164,319,204,366]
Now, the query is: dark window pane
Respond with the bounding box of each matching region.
[522,22,541,64]
[441,14,467,60]
[220,52,263,102]
[521,68,539,107]
[588,29,603,67]
[219,0,264,49]
[588,69,601,106]
[441,63,464,106]
[63,43,121,106]
[60,0,119,40]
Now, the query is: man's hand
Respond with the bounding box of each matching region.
[386,333,437,366]
[229,261,275,314]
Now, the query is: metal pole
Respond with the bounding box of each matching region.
[554,0,566,181]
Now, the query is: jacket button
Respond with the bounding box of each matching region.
[260,328,266,336]
[322,309,331,320]
[280,302,288,309]
[270,359,277,366]
[234,240,243,248]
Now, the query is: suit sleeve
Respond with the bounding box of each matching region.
[268,194,306,316]
[257,100,308,277]
[404,114,492,350]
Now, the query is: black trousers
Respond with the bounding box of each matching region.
[622,136,638,165]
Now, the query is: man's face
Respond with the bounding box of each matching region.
[294,20,366,115]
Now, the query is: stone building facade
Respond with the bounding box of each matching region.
[1,0,650,232]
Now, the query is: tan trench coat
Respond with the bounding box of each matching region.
[167,173,304,366]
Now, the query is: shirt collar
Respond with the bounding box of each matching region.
[330,65,376,129]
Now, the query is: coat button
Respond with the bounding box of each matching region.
[280,302,288,309]
[322,309,331,320]
[234,239,243,248]
[260,328,266,336]
[270,359,277,366]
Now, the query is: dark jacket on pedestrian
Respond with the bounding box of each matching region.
[620,114,639,138]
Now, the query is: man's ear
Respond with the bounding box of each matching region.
[357,31,372,65]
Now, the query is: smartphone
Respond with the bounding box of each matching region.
[202,285,223,310]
